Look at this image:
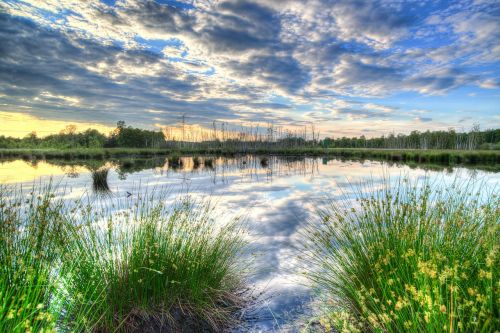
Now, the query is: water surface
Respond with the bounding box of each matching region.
[1,156,498,332]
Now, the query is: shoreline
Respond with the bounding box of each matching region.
[0,147,498,169]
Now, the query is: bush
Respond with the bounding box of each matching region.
[304,177,499,332]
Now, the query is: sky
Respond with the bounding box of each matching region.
[0,0,499,138]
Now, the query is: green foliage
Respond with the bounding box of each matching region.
[304,178,499,333]
[0,121,165,149]
[0,186,247,332]
[0,128,107,149]
[322,128,500,150]
[106,121,165,148]
[1,120,498,152]
[0,187,66,333]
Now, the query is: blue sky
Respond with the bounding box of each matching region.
[0,0,499,138]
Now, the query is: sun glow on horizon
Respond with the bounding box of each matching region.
[0,112,115,138]
[0,160,88,183]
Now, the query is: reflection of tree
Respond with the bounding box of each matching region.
[193,156,201,169]
[168,156,183,169]
[63,166,80,178]
[14,155,498,188]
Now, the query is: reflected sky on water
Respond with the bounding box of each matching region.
[1,156,498,332]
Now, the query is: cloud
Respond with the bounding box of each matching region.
[195,0,282,54]
[479,78,500,89]
[405,68,478,95]
[0,13,232,126]
[227,54,310,93]
[415,116,433,122]
[0,0,498,136]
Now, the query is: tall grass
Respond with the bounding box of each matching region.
[0,186,247,332]
[59,198,247,332]
[91,168,111,195]
[304,178,499,332]
[1,148,498,167]
[0,187,66,333]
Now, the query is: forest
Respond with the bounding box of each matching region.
[0,121,499,151]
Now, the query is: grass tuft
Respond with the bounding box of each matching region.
[303,177,499,332]
[91,168,111,195]
[0,186,66,333]
[0,185,248,332]
[58,196,247,332]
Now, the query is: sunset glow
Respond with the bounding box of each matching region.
[0,112,115,138]
[0,0,498,137]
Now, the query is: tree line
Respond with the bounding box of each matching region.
[0,121,498,151]
[322,126,500,150]
[0,122,164,149]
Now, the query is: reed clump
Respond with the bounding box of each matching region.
[60,198,247,332]
[91,168,111,194]
[193,156,201,169]
[260,157,269,168]
[204,157,215,169]
[0,186,247,332]
[303,178,499,333]
[0,187,66,333]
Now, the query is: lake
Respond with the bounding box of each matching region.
[1,155,498,332]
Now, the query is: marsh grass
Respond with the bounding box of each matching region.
[1,148,498,168]
[303,177,499,332]
[0,186,66,332]
[0,185,248,332]
[59,197,247,332]
[193,156,201,169]
[91,168,111,195]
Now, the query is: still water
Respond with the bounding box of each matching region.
[1,156,498,332]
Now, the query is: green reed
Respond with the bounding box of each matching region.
[303,178,499,332]
[0,186,67,333]
[0,186,247,332]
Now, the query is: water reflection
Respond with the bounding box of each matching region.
[91,168,112,196]
[0,156,498,331]
[1,155,494,186]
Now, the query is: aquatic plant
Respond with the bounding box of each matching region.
[58,195,247,332]
[304,178,499,332]
[0,186,66,333]
[0,185,248,332]
[91,168,111,195]
[193,156,201,169]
